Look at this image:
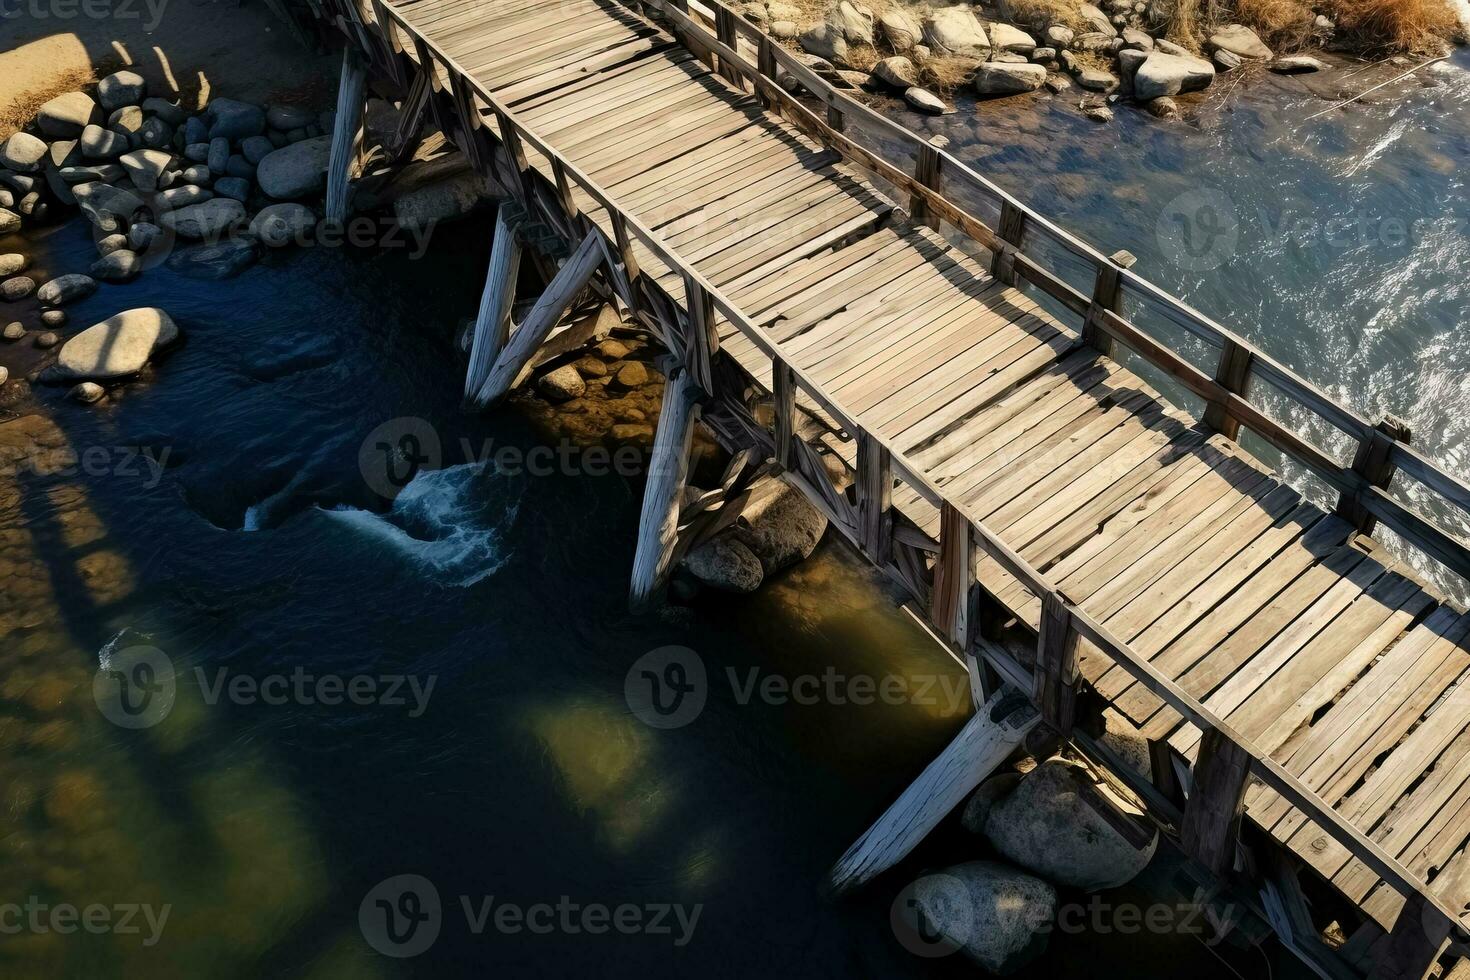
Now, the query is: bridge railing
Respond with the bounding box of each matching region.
[331,0,1469,941]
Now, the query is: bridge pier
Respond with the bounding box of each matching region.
[630,364,701,612]
[464,207,523,402]
[326,48,369,224]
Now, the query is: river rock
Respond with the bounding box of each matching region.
[74,182,144,230]
[974,62,1046,94]
[1121,27,1154,50]
[904,86,948,114]
[770,20,798,39]
[91,250,142,282]
[213,177,251,203]
[183,142,211,164]
[1272,54,1327,73]
[960,771,1024,834]
[267,105,316,131]
[1,277,36,301]
[901,862,1055,973]
[799,22,849,65]
[684,535,764,593]
[37,275,97,306]
[225,155,255,180]
[157,184,212,208]
[1077,68,1119,91]
[612,360,648,389]
[732,475,827,573]
[256,135,332,199]
[1045,24,1074,46]
[1119,47,1149,74]
[166,238,258,279]
[180,164,210,186]
[159,199,246,240]
[1074,30,1114,52]
[0,133,48,173]
[51,307,179,380]
[3,322,23,340]
[1086,105,1114,121]
[142,98,189,126]
[207,137,230,175]
[923,7,991,56]
[97,70,147,111]
[0,210,20,234]
[537,364,585,401]
[1077,1,1117,34]
[97,233,129,255]
[1147,95,1180,118]
[80,125,128,160]
[984,757,1158,891]
[249,203,316,246]
[0,254,26,277]
[36,92,101,139]
[206,98,266,141]
[41,310,65,328]
[1154,37,1191,56]
[873,56,918,89]
[1213,48,1242,71]
[138,117,172,149]
[117,148,171,192]
[71,382,106,403]
[828,0,875,43]
[1210,23,1272,59]
[1133,51,1215,99]
[388,156,497,231]
[128,222,162,252]
[989,22,1037,53]
[879,8,922,51]
[239,135,275,166]
[36,331,59,349]
[108,106,145,144]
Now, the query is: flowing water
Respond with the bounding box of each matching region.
[0,53,1465,979]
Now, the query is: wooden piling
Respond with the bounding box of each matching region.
[630,366,701,612]
[326,48,369,224]
[464,208,523,401]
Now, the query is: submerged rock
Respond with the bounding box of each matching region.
[984,757,1158,891]
[900,862,1055,973]
[51,307,179,381]
[732,475,827,574]
[974,62,1046,95]
[159,199,246,240]
[256,135,332,200]
[904,86,948,114]
[1133,51,1215,100]
[684,535,764,593]
[91,250,143,282]
[71,381,106,403]
[249,203,316,246]
[166,238,258,279]
[1,277,36,301]
[37,275,97,306]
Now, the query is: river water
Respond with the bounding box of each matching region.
[0,51,1464,980]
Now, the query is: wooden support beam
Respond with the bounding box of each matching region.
[1033,592,1080,735]
[991,200,1026,285]
[856,431,891,564]
[827,691,1038,895]
[909,142,941,231]
[1081,249,1133,356]
[930,503,973,649]
[463,208,523,401]
[683,273,718,396]
[772,358,796,471]
[1180,728,1251,876]
[472,234,605,408]
[386,70,431,166]
[1337,416,1412,535]
[1203,338,1254,440]
[326,48,369,223]
[1368,892,1450,980]
[630,366,701,612]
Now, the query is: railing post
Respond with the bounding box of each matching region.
[1180,728,1251,876]
[492,108,535,205]
[909,142,941,232]
[931,504,974,648]
[550,158,579,226]
[682,272,717,396]
[772,359,795,471]
[856,431,891,564]
[715,6,741,87]
[991,200,1025,286]
[1203,338,1254,440]
[1337,416,1412,536]
[1081,249,1134,356]
[757,36,778,111]
[1033,592,1079,735]
[826,102,845,133]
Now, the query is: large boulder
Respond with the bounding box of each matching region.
[0,133,48,173]
[159,199,246,241]
[873,56,918,89]
[36,274,97,306]
[799,22,849,65]
[732,475,827,574]
[1209,23,1273,59]
[387,157,498,232]
[923,7,991,57]
[988,22,1037,53]
[899,863,1055,973]
[36,92,101,139]
[879,8,922,51]
[206,98,266,141]
[683,535,764,593]
[97,70,147,111]
[249,203,317,246]
[1077,2,1118,35]
[960,771,1024,834]
[73,181,144,231]
[984,758,1158,891]
[974,62,1046,95]
[256,135,332,200]
[50,308,179,381]
[1132,51,1215,100]
[827,0,875,43]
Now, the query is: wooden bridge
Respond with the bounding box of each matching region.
[294,0,1470,974]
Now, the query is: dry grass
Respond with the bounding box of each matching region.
[919,53,981,92]
[1323,0,1460,51]
[0,67,99,141]
[998,0,1087,29]
[1232,0,1316,47]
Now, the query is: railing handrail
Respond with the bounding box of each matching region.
[345,0,1469,935]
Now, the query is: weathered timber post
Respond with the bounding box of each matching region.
[714,6,741,87]
[385,70,431,166]
[472,234,605,408]
[856,431,891,564]
[990,200,1025,286]
[1033,592,1080,735]
[771,358,796,471]
[1203,338,1254,439]
[1336,417,1412,536]
[827,691,1039,895]
[1180,727,1251,876]
[1081,249,1135,357]
[326,48,369,224]
[682,273,718,396]
[410,36,453,139]
[930,503,973,649]
[909,142,941,232]
[463,208,523,401]
[757,37,778,111]
[629,366,702,611]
